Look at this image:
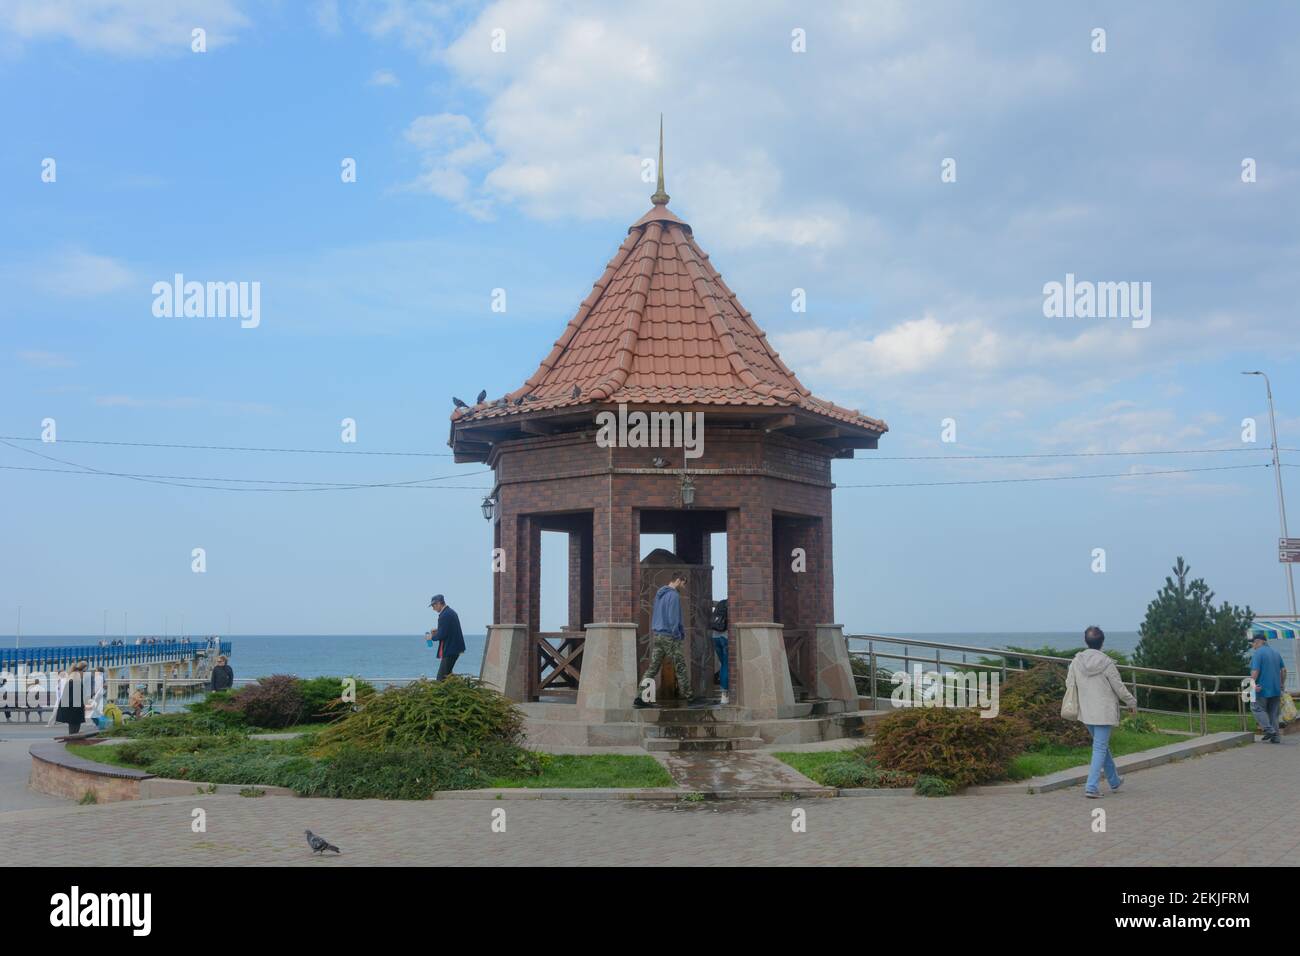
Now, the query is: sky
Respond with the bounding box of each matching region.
[2,0,1298,639]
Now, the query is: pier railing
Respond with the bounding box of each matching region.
[845,633,1253,735]
[0,640,231,672]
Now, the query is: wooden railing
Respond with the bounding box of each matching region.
[530,631,585,700]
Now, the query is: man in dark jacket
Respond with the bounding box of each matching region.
[210,655,234,692]
[633,573,696,708]
[426,594,466,680]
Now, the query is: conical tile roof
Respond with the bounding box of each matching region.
[452,203,887,437]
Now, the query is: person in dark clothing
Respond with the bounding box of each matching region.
[54,662,91,736]
[633,573,697,708]
[709,598,730,705]
[210,655,234,692]
[426,594,466,680]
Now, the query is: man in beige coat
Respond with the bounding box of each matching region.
[1066,626,1138,798]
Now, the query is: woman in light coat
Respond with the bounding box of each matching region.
[1065,626,1138,798]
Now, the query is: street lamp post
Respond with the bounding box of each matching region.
[1244,371,1297,618]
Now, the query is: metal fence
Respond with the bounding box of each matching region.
[846,634,1254,735]
[0,641,232,671]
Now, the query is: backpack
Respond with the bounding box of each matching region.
[708,599,728,633]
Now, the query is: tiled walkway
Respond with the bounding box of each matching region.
[2,736,1295,866]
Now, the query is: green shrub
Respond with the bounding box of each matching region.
[999,663,1092,748]
[306,746,481,799]
[873,707,1031,787]
[116,735,246,766]
[117,711,246,738]
[147,749,322,790]
[818,760,875,788]
[298,676,375,720]
[231,675,305,729]
[823,762,915,789]
[185,691,248,728]
[913,775,956,797]
[1119,713,1159,734]
[314,677,524,754]
[849,655,893,697]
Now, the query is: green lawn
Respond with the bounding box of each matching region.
[1145,711,1249,735]
[68,743,139,770]
[772,748,871,783]
[487,754,674,789]
[1005,729,1173,780]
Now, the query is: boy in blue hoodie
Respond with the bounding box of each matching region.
[633,573,695,707]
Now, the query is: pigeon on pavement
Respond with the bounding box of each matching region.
[305,829,341,854]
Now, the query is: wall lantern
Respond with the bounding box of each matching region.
[680,473,696,509]
[481,495,497,521]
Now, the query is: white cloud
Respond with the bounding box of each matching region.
[0,0,249,56]
[368,67,400,87]
[18,350,76,369]
[34,250,134,298]
[401,113,495,218]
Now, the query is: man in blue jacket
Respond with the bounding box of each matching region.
[633,573,696,708]
[425,594,466,680]
[1249,632,1289,743]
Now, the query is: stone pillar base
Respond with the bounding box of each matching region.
[814,623,858,706]
[480,624,528,701]
[736,622,798,719]
[575,623,639,722]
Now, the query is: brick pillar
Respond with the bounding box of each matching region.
[727,503,773,623]
[492,519,503,624]
[497,510,518,626]
[525,517,541,636]
[567,531,583,631]
[595,502,636,623]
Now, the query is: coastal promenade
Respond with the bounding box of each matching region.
[1,731,1293,866]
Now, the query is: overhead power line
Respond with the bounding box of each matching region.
[837,462,1273,489]
[857,447,1294,462]
[0,439,487,493]
[1,432,1293,463]
[0,464,490,492]
[0,435,451,457]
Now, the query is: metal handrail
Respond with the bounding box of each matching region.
[846,633,1254,735]
[0,641,231,671]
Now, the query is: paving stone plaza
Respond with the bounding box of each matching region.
[2,725,1294,867]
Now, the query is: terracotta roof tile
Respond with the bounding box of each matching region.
[453,204,887,435]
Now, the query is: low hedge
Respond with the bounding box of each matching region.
[313,676,524,755]
[998,663,1091,748]
[100,733,545,799]
[872,707,1032,787]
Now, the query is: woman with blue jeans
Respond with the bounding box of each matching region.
[1065,626,1138,798]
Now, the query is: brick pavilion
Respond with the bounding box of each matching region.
[452,129,888,746]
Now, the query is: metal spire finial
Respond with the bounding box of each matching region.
[651,114,670,206]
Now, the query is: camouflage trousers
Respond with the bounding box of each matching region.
[640,634,691,701]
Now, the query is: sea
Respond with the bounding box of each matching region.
[7,631,1141,681]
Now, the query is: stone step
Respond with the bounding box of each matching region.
[805,699,847,716]
[634,705,745,724]
[642,722,751,740]
[643,736,764,752]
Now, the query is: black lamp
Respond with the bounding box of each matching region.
[680,474,696,508]
[481,495,496,521]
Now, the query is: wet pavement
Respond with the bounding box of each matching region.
[660,751,830,794]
